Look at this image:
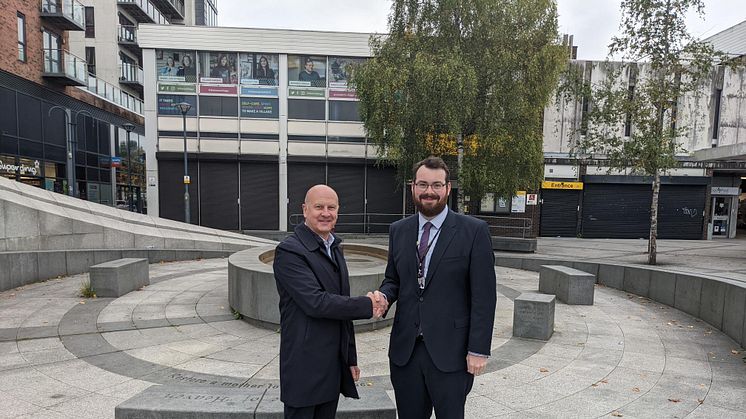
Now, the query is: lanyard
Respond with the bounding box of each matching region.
[416,227,441,288]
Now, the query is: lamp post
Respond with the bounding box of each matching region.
[456,133,464,214]
[121,123,135,212]
[175,102,192,224]
[48,106,92,198]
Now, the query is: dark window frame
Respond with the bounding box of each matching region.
[17,12,26,62]
[85,7,95,38]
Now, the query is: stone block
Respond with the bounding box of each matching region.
[571,262,599,278]
[623,267,650,298]
[103,228,135,249]
[39,211,73,236]
[597,264,624,289]
[89,258,149,298]
[0,254,11,292]
[538,265,561,295]
[42,233,104,251]
[3,236,41,251]
[7,252,39,289]
[513,293,555,341]
[699,278,727,330]
[539,265,595,305]
[133,234,165,249]
[37,251,68,281]
[522,258,568,272]
[121,250,150,260]
[494,256,523,269]
[491,237,537,253]
[66,250,95,275]
[674,274,702,318]
[722,284,746,346]
[647,270,676,307]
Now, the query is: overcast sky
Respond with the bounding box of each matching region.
[217,1,745,60]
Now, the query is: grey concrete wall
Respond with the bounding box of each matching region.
[495,256,746,350]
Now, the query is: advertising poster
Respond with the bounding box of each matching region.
[156,49,196,83]
[199,85,238,95]
[157,95,197,116]
[239,53,279,86]
[240,98,279,119]
[240,87,278,97]
[327,56,365,88]
[288,55,326,88]
[511,191,527,213]
[199,51,237,84]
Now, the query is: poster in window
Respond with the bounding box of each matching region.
[156,50,196,83]
[199,51,237,84]
[480,193,495,213]
[240,98,279,119]
[239,53,279,86]
[288,55,326,88]
[327,56,366,88]
[511,191,527,213]
[157,95,197,116]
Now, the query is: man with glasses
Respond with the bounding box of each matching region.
[373,156,497,418]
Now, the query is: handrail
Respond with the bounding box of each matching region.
[83,74,143,115]
[118,0,170,25]
[40,0,85,27]
[42,48,87,84]
[118,25,137,43]
[119,62,144,84]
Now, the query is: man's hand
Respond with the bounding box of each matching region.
[366,291,388,318]
[466,354,487,376]
[350,365,360,382]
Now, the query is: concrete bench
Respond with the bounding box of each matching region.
[539,265,595,305]
[513,293,555,341]
[89,258,149,297]
[115,384,397,418]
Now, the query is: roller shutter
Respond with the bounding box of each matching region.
[240,161,279,230]
[540,189,580,237]
[199,161,238,230]
[366,165,405,233]
[287,163,326,229]
[328,164,365,233]
[582,184,650,239]
[158,159,199,223]
[658,185,705,239]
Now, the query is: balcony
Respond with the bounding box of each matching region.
[83,75,143,115]
[118,25,140,55]
[117,0,170,25]
[119,62,144,93]
[150,0,184,20]
[40,0,86,31]
[42,49,87,86]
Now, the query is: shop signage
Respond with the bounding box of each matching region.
[199,85,238,95]
[711,186,739,196]
[159,83,197,94]
[328,89,357,99]
[288,88,325,98]
[526,193,538,205]
[111,157,122,168]
[542,181,583,190]
[240,87,278,97]
[0,159,39,176]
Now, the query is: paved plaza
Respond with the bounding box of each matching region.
[0,240,745,418]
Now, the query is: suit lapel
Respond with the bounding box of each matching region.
[295,224,341,293]
[424,210,457,289]
[400,215,419,291]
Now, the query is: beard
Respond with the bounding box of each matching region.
[414,192,448,218]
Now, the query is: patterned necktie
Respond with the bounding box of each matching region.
[418,221,433,263]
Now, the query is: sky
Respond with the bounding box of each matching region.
[217,1,746,60]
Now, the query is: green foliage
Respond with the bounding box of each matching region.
[80,280,96,298]
[352,0,565,201]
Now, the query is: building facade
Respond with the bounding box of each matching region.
[1,0,147,208]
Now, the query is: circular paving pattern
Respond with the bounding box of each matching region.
[0,259,744,418]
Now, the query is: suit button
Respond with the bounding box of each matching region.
[418,297,424,302]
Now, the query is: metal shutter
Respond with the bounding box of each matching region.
[366,165,405,233]
[658,185,705,239]
[287,163,326,229]
[240,161,279,230]
[581,184,651,239]
[199,161,238,230]
[158,159,200,223]
[328,163,365,233]
[540,189,580,237]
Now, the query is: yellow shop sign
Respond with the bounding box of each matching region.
[541,181,583,190]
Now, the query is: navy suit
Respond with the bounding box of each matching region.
[273,224,372,411]
[380,210,497,417]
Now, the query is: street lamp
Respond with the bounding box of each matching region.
[121,123,135,212]
[175,102,192,224]
[48,106,92,198]
[456,133,464,214]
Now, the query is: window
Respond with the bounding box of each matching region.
[17,12,26,62]
[288,99,325,120]
[480,193,510,214]
[42,30,61,73]
[86,47,96,75]
[240,98,278,119]
[328,101,361,121]
[85,7,95,38]
[198,96,238,117]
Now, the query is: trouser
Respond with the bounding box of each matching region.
[283,397,339,419]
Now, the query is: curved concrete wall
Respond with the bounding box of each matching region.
[495,256,746,351]
[228,244,393,331]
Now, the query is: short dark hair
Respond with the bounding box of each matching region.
[304,57,314,65]
[413,156,450,182]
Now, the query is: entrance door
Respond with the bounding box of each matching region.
[540,189,580,237]
[712,196,734,238]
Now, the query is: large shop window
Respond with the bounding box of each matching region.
[199,96,238,117]
[288,99,325,120]
[0,86,17,136]
[328,101,361,122]
[17,93,41,141]
[157,95,197,116]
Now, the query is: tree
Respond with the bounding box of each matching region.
[561,0,725,264]
[352,0,565,211]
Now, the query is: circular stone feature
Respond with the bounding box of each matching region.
[228,243,393,331]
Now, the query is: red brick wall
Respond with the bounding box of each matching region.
[1,0,46,84]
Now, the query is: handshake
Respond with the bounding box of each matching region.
[366,290,388,318]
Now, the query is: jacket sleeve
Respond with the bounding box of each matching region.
[467,221,497,356]
[273,246,372,321]
[378,224,400,316]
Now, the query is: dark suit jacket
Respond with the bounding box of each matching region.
[273,223,372,407]
[380,210,497,372]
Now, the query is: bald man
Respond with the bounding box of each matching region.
[273,185,385,419]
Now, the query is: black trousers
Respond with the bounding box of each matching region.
[390,339,474,419]
[284,398,339,419]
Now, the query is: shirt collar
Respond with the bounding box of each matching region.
[304,222,336,248]
[418,205,448,231]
